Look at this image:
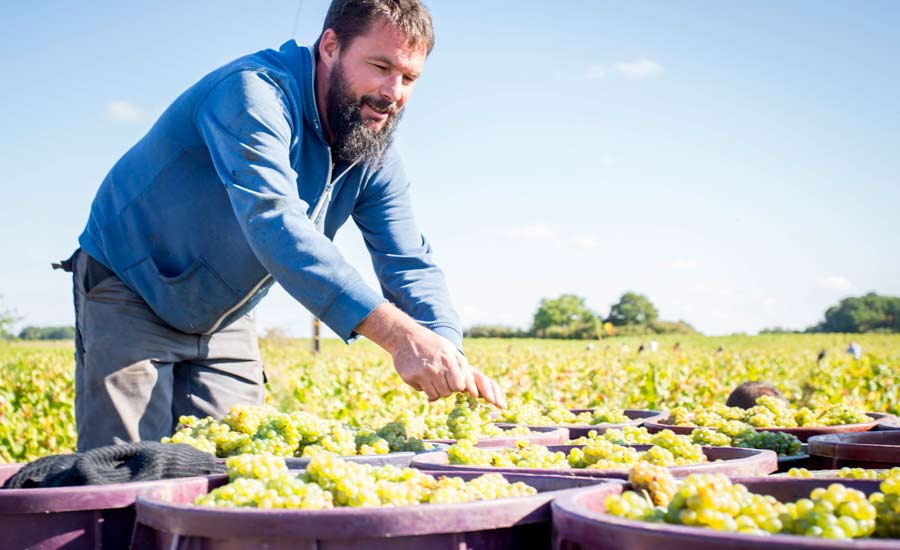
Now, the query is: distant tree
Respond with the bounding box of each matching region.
[758,326,800,335]
[531,294,600,339]
[17,326,76,340]
[606,292,659,326]
[0,295,20,340]
[810,292,900,333]
[464,325,530,338]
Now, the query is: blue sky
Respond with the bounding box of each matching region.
[1,1,898,337]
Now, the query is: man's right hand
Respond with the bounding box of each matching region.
[354,303,506,408]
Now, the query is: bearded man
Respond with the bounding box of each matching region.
[62,0,504,450]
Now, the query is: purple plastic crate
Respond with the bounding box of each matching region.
[553,477,893,549]
[0,464,215,550]
[807,431,900,469]
[411,444,778,479]
[644,413,895,442]
[130,471,623,549]
[496,409,668,440]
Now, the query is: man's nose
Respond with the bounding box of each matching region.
[380,75,403,105]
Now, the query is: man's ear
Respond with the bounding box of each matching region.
[318,28,340,68]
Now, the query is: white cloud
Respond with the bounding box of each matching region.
[613,58,664,78]
[819,275,854,293]
[105,100,145,123]
[571,234,597,250]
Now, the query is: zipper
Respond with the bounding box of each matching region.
[203,150,359,335]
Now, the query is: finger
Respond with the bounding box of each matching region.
[491,378,507,409]
[464,368,479,399]
[445,357,467,393]
[473,369,497,407]
[422,380,440,401]
[432,370,453,398]
[457,354,479,398]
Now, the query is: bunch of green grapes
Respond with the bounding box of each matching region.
[629,462,677,506]
[690,428,732,447]
[604,490,665,522]
[225,453,289,480]
[196,452,536,509]
[816,404,872,426]
[499,399,587,425]
[782,483,876,539]
[570,426,654,446]
[569,439,641,469]
[787,467,894,480]
[870,468,900,538]
[448,439,570,469]
[398,394,529,441]
[649,430,707,465]
[165,404,431,458]
[665,474,786,535]
[732,430,803,456]
[665,398,870,429]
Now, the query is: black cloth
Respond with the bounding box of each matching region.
[3,442,223,489]
[52,248,115,293]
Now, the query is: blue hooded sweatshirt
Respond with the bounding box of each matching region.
[78,40,463,349]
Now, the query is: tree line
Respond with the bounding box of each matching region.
[469,291,900,340]
[466,292,697,339]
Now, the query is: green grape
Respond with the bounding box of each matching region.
[871,468,900,538]
[732,430,802,456]
[690,428,732,447]
[196,452,536,509]
[783,484,876,539]
[629,462,677,506]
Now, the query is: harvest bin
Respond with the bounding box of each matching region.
[129,472,622,550]
[643,412,894,442]
[410,445,778,479]
[0,464,215,550]
[426,425,570,448]
[496,409,668,440]
[552,477,894,550]
[807,431,900,469]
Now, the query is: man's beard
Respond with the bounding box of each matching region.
[325,60,402,166]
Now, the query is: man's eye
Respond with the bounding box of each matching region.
[371,63,389,72]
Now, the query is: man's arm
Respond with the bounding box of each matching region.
[356,302,506,408]
[351,150,506,408]
[195,70,386,339]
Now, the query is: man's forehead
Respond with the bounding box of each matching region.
[348,17,427,73]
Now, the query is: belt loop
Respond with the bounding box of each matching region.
[52,249,80,273]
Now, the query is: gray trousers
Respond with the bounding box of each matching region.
[72,250,265,451]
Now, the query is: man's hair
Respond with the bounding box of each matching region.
[315,0,435,56]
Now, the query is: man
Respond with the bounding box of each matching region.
[63,0,504,451]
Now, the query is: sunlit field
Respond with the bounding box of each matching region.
[2,334,898,463]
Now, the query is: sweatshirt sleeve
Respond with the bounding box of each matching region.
[352,149,464,351]
[194,70,385,341]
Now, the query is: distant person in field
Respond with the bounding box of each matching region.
[55,0,504,451]
[817,349,827,363]
[725,381,788,409]
[847,340,863,360]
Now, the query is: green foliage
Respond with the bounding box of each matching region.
[464,324,530,338]
[18,326,76,340]
[0,295,19,340]
[530,294,600,339]
[759,326,801,335]
[607,291,659,326]
[811,293,900,333]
